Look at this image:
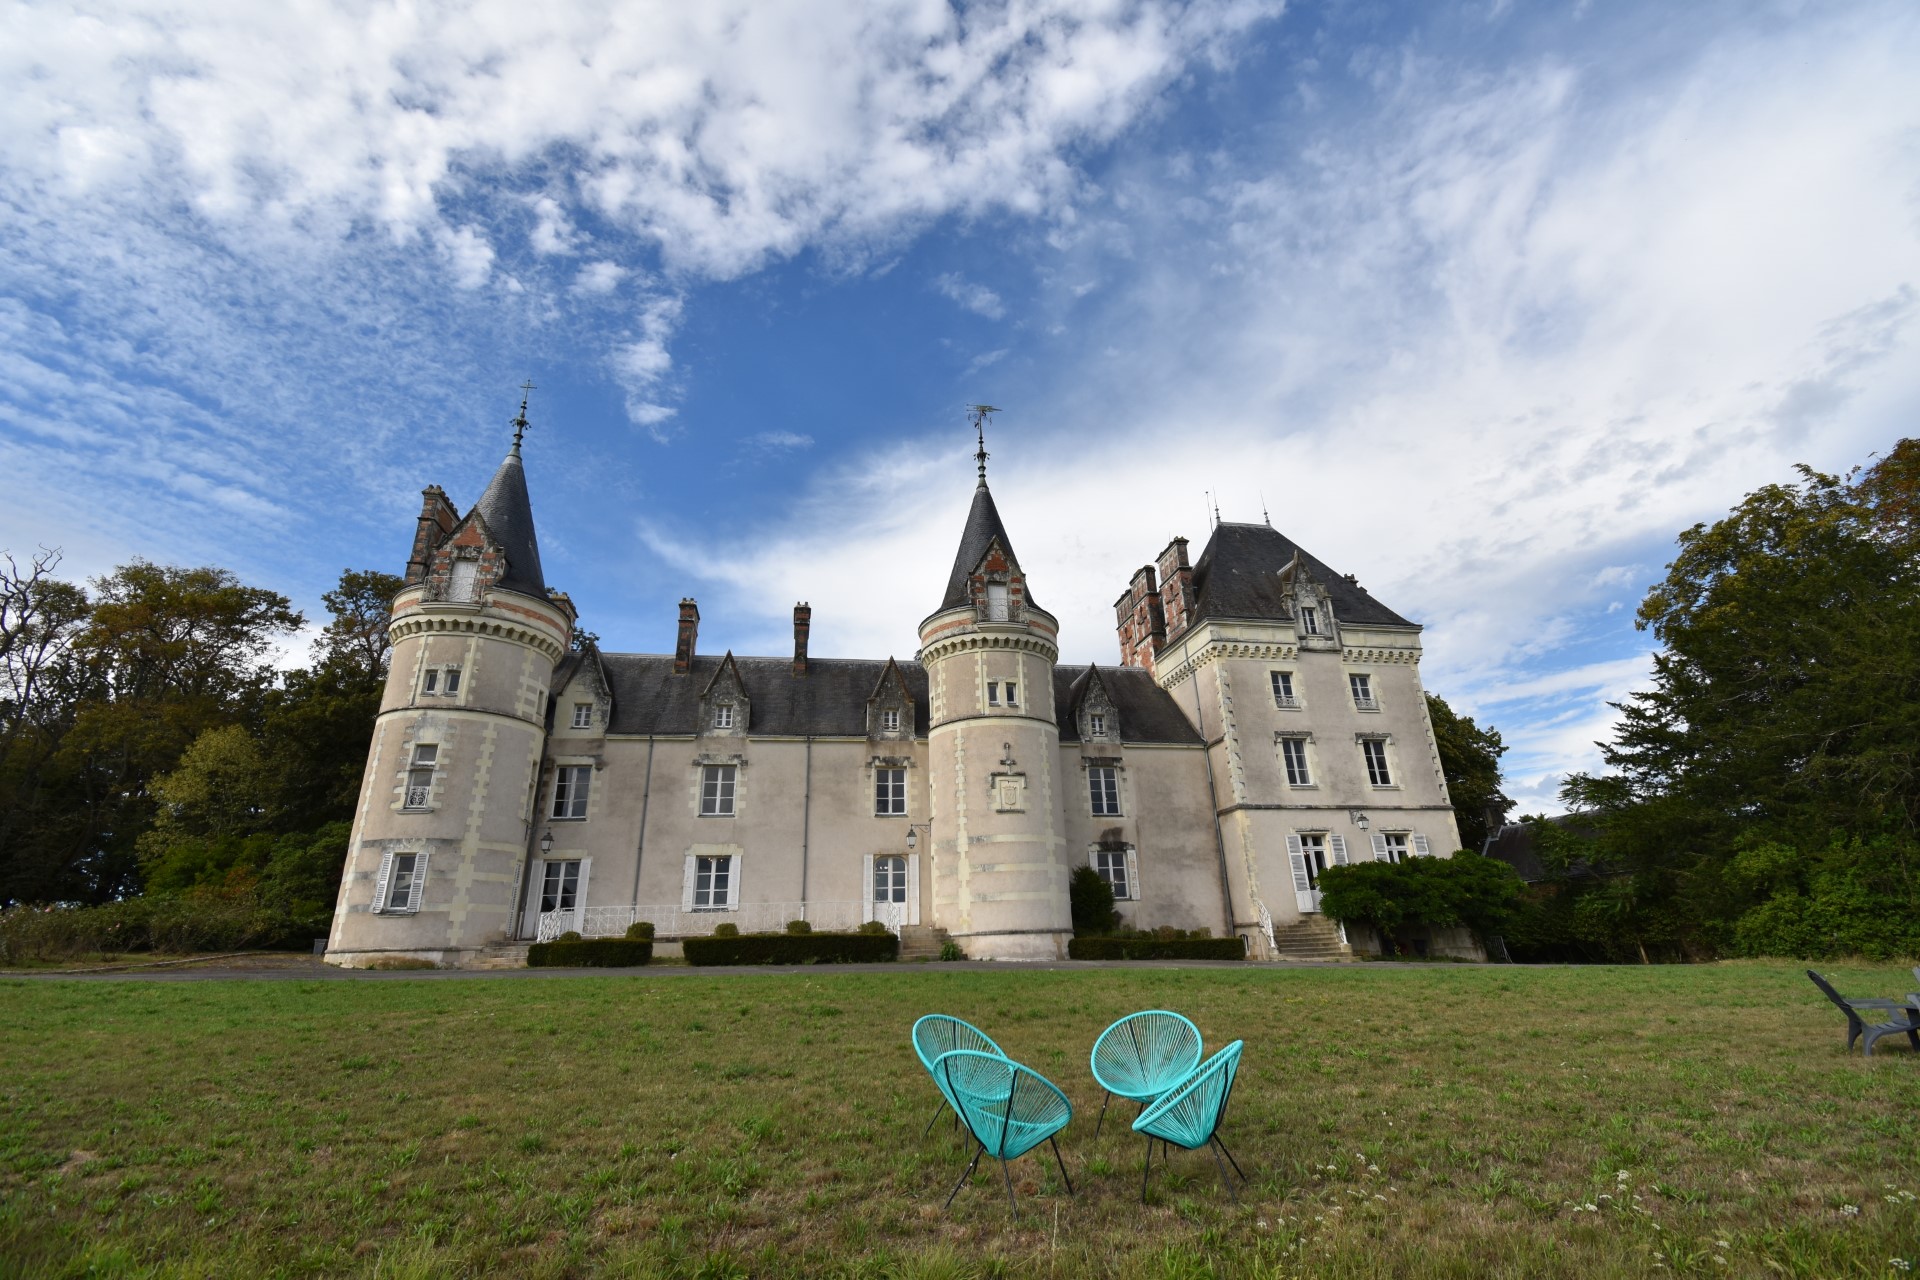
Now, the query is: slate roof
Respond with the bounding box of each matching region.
[939,483,1041,612]
[572,651,1200,744]
[1187,522,1412,629]
[471,449,547,600]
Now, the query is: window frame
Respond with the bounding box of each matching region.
[1092,847,1137,901]
[1278,735,1313,787]
[1088,765,1122,817]
[879,707,900,733]
[571,703,593,729]
[1270,670,1297,708]
[986,681,1000,707]
[551,764,592,820]
[1299,606,1320,636]
[403,743,438,810]
[371,848,430,915]
[713,704,734,730]
[1349,672,1377,711]
[448,559,480,601]
[1004,681,1018,707]
[872,854,908,904]
[539,858,583,912]
[1360,737,1394,787]
[986,582,1011,621]
[1089,713,1106,737]
[692,854,734,910]
[874,766,907,816]
[700,764,738,817]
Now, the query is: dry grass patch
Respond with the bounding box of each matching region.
[2,962,1917,1277]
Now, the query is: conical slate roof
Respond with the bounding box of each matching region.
[471,447,547,600]
[938,482,1039,611]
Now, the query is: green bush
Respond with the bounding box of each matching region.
[785,919,812,934]
[1318,853,1523,951]
[712,922,740,938]
[938,940,964,962]
[0,887,315,964]
[526,939,653,968]
[1070,865,1120,935]
[556,930,583,943]
[625,921,655,941]
[856,920,890,936]
[682,933,899,966]
[1066,936,1244,961]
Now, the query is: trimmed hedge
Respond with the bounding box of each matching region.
[526,939,653,968]
[1067,936,1245,961]
[682,932,899,966]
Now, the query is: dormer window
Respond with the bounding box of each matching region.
[880,708,900,733]
[1090,713,1106,737]
[714,705,734,730]
[1300,606,1320,636]
[987,582,1010,621]
[449,559,479,602]
[571,703,593,729]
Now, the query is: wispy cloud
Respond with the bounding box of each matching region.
[936,273,1007,319]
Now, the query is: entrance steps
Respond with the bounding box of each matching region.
[471,942,532,970]
[898,924,952,961]
[1270,915,1356,963]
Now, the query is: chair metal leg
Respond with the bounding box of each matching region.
[1095,1090,1111,1138]
[1049,1135,1074,1195]
[1213,1134,1248,1183]
[923,1100,947,1138]
[943,1144,984,1211]
[1000,1156,1018,1215]
[1207,1135,1239,1202]
[1141,1136,1154,1202]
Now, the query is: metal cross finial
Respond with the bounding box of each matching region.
[510,379,537,456]
[968,404,998,486]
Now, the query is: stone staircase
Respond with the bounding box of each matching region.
[470,941,532,970]
[898,924,953,961]
[1269,915,1356,963]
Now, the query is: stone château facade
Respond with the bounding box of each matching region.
[325,423,1468,967]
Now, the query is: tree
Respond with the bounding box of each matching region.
[313,569,403,683]
[1070,865,1119,935]
[1425,693,1510,850]
[1318,853,1524,952]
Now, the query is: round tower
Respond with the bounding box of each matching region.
[916,426,1070,960]
[326,407,572,968]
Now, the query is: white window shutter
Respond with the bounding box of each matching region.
[406,851,429,912]
[725,857,741,909]
[1124,847,1139,902]
[906,854,921,925]
[861,854,874,923]
[1286,836,1310,892]
[1413,833,1432,857]
[1330,834,1349,865]
[371,849,394,913]
[574,858,591,912]
[681,856,697,912]
[1371,834,1391,862]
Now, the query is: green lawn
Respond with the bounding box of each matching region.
[3,962,1918,1279]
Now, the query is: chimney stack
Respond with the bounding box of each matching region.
[673,598,700,674]
[792,603,811,676]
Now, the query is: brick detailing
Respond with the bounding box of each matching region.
[1157,537,1194,643]
[792,603,810,676]
[674,599,699,674]
[1114,562,1166,673]
[406,486,460,583]
[421,515,510,602]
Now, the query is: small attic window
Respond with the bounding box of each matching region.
[986,582,1010,621]
[572,703,592,729]
[880,708,900,733]
[1299,606,1320,636]
[1090,713,1106,737]
[449,559,479,602]
[714,705,734,730]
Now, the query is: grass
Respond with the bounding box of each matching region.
[2,961,1918,1278]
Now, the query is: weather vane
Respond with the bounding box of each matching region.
[510,379,537,454]
[968,404,998,485]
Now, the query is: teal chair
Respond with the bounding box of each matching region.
[931,1049,1075,1214]
[1132,1040,1247,1201]
[912,1015,1006,1138]
[1089,1010,1203,1136]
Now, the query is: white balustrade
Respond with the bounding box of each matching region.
[535,900,880,942]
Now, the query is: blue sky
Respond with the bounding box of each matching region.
[4,0,1918,812]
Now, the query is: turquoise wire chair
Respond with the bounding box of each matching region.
[912,1015,1007,1139]
[1132,1040,1247,1202]
[1089,1010,1203,1137]
[932,1049,1076,1214]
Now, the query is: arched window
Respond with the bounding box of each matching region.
[873,855,907,904]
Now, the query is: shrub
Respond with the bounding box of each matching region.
[712,922,740,938]
[1067,936,1243,961]
[0,887,313,964]
[856,920,891,936]
[938,940,964,962]
[1070,865,1120,935]
[625,921,655,941]
[556,930,584,943]
[785,919,812,934]
[527,939,653,968]
[1318,853,1523,951]
[682,933,898,966]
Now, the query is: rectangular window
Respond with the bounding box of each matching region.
[880,708,900,732]
[1279,737,1312,786]
[1094,849,1133,901]
[449,559,479,602]
[1298,833,1327,887]
[383,852,422,912]
[714,704,734,729]
[551,765,591,819]
[1089,766,1121,817]
[1005,681,1018,707]
[421,668,438,696]
[540,859,582,911]
[571,703,592,729]
[987,583,1010,621]
[404,744,437,809]
[1377,833,1410,864]
[1089,713,1106,736]
[987,681,1000,706]
[701,765,737,816]
[1270,671,1296,708]
[1362,739,1393,787]
[1300,606,1320,636]
[875,767,906,816]
[873,854,907,904]
[1349,673,1376,710]
[694,855,733,909]
[443,667,461,695]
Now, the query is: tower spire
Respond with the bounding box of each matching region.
[509,379,536,457]
[968,404,998,487]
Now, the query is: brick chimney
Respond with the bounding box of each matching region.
[792,602,811,676]
[1157,537,1194,643]
[673,598,700,674]
[406,485,460,583]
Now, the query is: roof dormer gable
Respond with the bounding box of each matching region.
[699,651,750,736]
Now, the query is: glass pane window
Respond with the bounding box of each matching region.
[551,765,591,819]
[880,708,900,732]
[540,859,581,911]
[1349,673,1374,709]
[1280,738,1312,786]
[694,855,732,908]
[1300,606,1320,635]
[405,744,436,809]
[1362,739,1393,786]
[386,853,420,911]
[1298,834,1327,886]
[701,765,737,816]
[873,855,907,904]
[986,681,1000,706]
[443,668,461,694]
[1094,850,1132,901]
[1270,671,1296,707]
[987,583,1010,621]
[421,668,438,695]
[1089,766,1121,817]
[1004,681,1018,707]
[1380,833,1410,864]
[1089,713,1106,737]
[874,767,906,816]
[572,703,592,728]
[449,560,479,601]
[714,704,734,729]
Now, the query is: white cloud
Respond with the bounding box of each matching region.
[434,224,495,289]
[746,431,815,450]
[609,295,686,435]
[935,272,1007,319]
[572,260,627,295]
